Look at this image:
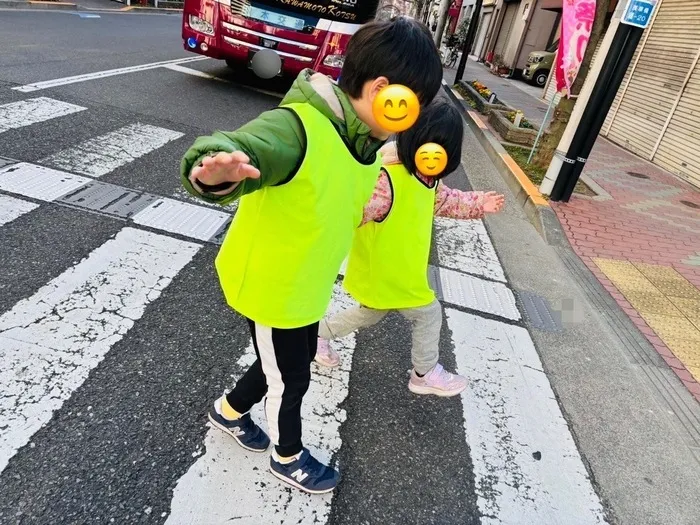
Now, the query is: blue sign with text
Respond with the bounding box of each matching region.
[622,0,657,29]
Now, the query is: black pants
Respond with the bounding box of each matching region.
[226,319,318,457]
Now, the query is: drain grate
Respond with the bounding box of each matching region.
[627,171,649,179]
[56,181,157,219]
[680,200,699,210]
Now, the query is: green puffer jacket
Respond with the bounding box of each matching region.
[180,69,384,205]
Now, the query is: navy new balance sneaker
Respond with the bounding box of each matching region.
[208,395,270,453]
[269,448,339,494]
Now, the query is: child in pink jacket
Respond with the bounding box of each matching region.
[315,100,504,396]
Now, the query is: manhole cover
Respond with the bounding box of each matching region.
[627,171,649,179]
[680,200,699,209]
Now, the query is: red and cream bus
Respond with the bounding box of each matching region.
[182,0,383,80]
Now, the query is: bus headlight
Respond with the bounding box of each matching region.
[189,15,215,36]
[323,54,345,68]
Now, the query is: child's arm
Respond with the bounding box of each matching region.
[434,182,505,219]
[180,108,305,206]
[360,169,393,226]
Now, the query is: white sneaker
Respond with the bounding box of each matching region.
[408,363,467,397]
[314,337,340,367]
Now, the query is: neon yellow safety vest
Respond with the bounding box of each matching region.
[344,163,436,310]
[215,102,382,329]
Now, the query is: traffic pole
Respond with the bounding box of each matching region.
[550,22,644,201]
[454,0,483,82]
[544,0,658,200]
[434,0,452,48]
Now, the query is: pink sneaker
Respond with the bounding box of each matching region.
[314,338,340,367]
[408,363,467,397]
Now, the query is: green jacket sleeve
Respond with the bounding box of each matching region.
[180,108,305,206]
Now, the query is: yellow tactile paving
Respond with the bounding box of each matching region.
[594,258,700,382]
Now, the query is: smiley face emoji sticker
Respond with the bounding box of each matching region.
[372,84,420,133]
[414,143,448,177]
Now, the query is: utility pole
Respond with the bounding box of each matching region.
[454,0,483,82]
[542,0,659,201]
[433,0,452,48]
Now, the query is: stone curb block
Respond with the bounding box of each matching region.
[0,0,77,9]
[443,82,566,246]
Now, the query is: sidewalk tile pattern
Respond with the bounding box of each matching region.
[553,139,700,401]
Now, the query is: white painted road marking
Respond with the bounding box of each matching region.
[0,162,91,201]
[0,195,38,227]
[0,98,86,134]
[166,284,355,525]
[447,308,606,524]
[163,63,284,99]
[434,217,507,283]
[0,228,200,474]
[41,123,184,178]
[12,56,208,93]
[133,198,230,242]
[437,266,520,320]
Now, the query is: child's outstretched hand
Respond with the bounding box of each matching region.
[483,191,505,213]
[191,151,261,186]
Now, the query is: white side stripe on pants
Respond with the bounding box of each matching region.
[0,228,200,474]
[255,323,285,447]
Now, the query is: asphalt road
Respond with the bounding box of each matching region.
[1,8,699,525]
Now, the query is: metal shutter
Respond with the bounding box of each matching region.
[605,0,700,159]
[493,3,519,61]
[652,46,700,189]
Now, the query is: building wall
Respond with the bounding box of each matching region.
[503,1,529,66]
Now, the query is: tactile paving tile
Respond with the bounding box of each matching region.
[669,297,700,320]
[0,162,91,202]
[432,266,520,321]
[623,290,683,317]
[634,262,700,299]
[132,198,231,242]
[56,181,157,219]
[515,290,562,332]
[593,258,650,292]
[642,313,700,344]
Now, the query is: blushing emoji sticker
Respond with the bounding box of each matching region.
[414,143,448,177]
[372,84,420,133]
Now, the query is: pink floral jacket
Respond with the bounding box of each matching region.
[361,142,486,225]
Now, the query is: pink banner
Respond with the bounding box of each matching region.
[555,0,596,97]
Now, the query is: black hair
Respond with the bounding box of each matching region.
[338,16,442,105]
[396,99,463,178]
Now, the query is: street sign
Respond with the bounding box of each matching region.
[621,0,658,29]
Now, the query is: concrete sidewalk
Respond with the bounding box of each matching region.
[444,59,550,125]
[554,138,700,401]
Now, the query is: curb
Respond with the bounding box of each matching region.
[0,0,77,9]
[442,81,566,246]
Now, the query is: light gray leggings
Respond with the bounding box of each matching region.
[318,298,442,375]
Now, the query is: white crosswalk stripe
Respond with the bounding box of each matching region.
[0,97,86,134]
[0,228,200,474]
[40,123,184,178]
[0,194,38,227]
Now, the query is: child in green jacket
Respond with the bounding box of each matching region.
[181,17,442,494]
